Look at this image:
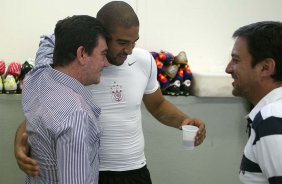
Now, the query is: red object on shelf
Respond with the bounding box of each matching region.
[7,62,21,78]
[0,61,5,75]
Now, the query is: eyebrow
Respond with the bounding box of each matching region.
[231,53,240,59]
[117,37,139,42]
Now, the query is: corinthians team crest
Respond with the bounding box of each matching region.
[111,82,124,102]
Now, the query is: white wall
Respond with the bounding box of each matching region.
[1,0,282,71]
[137,0,282,71]
[0,0,136,63]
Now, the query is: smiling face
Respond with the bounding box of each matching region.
[106,26,139,66]
[225,37,261,102]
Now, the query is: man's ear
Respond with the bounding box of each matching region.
[76,46,87,65]
[260,58,276,77]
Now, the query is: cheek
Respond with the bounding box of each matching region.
[232,64,238,71]
[110,44,123,54]
[234,65,246,77]
[106,51,115,60]
[95,60,105,71]
[91,63,99,72]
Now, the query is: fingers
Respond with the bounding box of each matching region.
[181,118,206,146]
[195,130,206,146]
[15,132,40,177]
[16,150,39,177]
[15,132,28,156]
[15,133,29,160]
[195,122,206,146]
[17,159,40,177]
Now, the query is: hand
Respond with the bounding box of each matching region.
[180,118,206,146]
[14,132,40,177]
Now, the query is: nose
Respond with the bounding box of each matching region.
[104,58,110,67]
[124,47,133,55]
[124,48,133,55]
[124,43,135,55]
[225,61,232,74]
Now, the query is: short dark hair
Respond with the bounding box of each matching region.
[233,21,282,81]
[53,15,109,67]
[96,1,139,34]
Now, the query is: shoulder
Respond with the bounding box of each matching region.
[252,100,282,140]
[127,48,154,70]
[131,48,153,61]
[42,89,92,128]
[261,99,282,119]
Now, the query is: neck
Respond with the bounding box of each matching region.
[251,81,282,106]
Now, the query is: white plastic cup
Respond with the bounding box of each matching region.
[182,125,199,150]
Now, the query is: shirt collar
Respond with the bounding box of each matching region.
[248,87,282,120]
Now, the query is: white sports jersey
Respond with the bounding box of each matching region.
[88,48,159,171]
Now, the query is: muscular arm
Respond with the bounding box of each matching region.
[143,88,188,128]
[14,120,39,176]
[143,88,206,145]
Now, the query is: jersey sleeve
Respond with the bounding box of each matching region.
[144,52,159,94]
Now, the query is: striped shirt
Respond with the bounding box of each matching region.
[35,34,55,66]
[239,87,282,184]
[22,63,102,183]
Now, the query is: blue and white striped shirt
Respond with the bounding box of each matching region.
[22,53,102,183]
[239,87,282,184]
[35,34,55,66]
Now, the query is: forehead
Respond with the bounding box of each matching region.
[232,37,250,58]
[110,26,139,41]
[92,36,107,52]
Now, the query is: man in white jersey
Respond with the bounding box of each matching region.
[226,21,282,184]
[15,1,206,184]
